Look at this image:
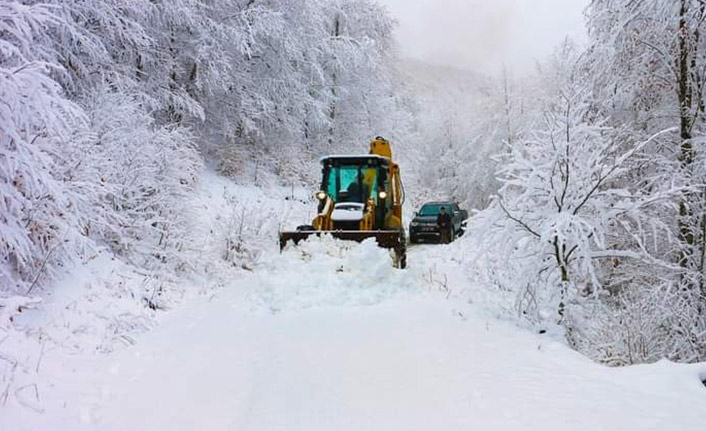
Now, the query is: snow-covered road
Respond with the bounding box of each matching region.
[12,240,704,431]
[92,299,706,431]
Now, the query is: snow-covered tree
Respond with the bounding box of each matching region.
[0,2,86,293]
[581,0,706,362]
[69,89,202,269]
[465,43,690,361]
[2,0,407,294]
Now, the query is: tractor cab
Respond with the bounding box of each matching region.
[319,155,391,230]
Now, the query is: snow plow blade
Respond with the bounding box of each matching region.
[279,230,407,268]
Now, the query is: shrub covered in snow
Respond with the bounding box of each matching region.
[0,3,87,293]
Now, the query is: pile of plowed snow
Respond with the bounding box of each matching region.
[247,237,420,311]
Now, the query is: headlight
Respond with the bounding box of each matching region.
[316,191,327,200]
[378,191,388,199]
[410,222,419,227]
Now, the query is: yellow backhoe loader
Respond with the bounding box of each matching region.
[279,137,407,268]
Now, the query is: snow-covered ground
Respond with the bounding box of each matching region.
[3,172,706,430]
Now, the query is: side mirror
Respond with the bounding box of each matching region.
[413,211,418,217]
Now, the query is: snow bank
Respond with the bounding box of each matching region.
[247,237,420,312]
[0,168,313,421]
[0,296,42,326]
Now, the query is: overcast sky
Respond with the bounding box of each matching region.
[378,0,589,74]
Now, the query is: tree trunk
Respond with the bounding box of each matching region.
[328,15,341,151]
[554,235,569,282]
[677,0,695,271]
[502,68,513,147]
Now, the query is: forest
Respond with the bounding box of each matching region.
[2,0,706,380]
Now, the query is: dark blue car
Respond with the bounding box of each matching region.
[409,201,468,244]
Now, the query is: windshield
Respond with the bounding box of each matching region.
[324,164,379,203]
[419,204,447,216]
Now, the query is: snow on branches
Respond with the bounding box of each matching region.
[465,3,706,365]
[2,0,402,294]
[0,2,85,293]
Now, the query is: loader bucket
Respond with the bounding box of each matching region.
[278,230,407,268]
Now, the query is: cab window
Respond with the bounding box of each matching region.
[325,165,379,203]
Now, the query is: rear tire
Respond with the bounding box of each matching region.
[394,246,407,269]
[393,229,407,269]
